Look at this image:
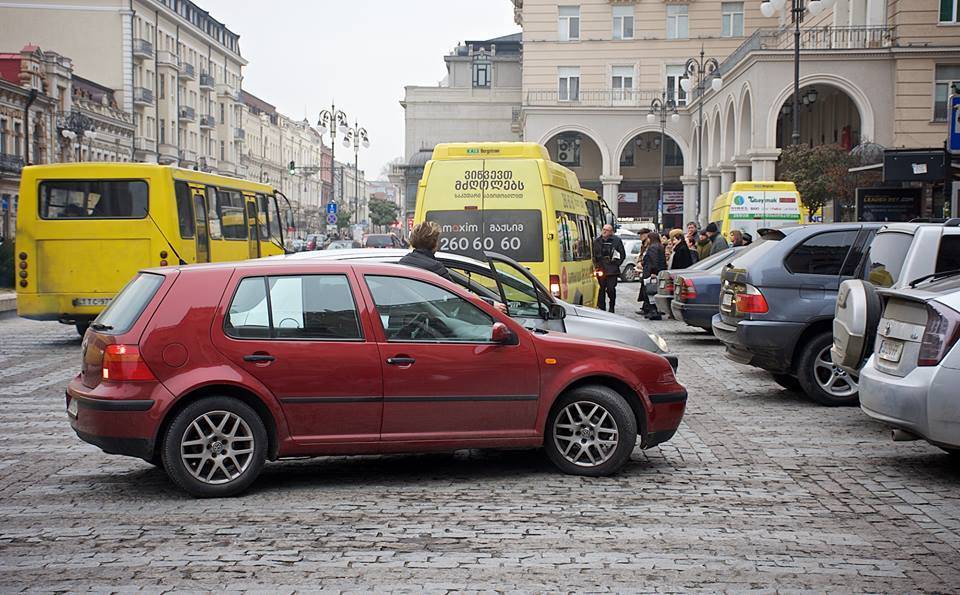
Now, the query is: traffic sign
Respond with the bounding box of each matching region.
[326,213,338,225]
[949,95,960,155]
[0,196,7,212]
[326,202,337,215]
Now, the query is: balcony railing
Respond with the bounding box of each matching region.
[157,50,180,70]
[133,38,153,59]
[134,139,157,154]
[778,25,895,50]
[199,114,216,128]
[179,149,197,164]
[133,86,154,105]
[217,84,241,101]
[199,73,215,90]
[179,106,196,122]
[0,153,24,174]
[234,128,246,140]
[525,88,662,108]
[181,62,196,80]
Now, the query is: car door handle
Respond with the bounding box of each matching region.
[243,354,275,362]
[386,357,416,366]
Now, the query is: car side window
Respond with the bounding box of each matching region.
[936,235,960,274]
[366,275,494,343]
[785,230,858,276]
[225,275,362,340]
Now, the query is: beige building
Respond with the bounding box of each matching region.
[0,0,245,176]
[512,0,960,224]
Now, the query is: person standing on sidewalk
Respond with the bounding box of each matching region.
[705,222,730,255]
[592,224,625,313]
[637,232,667,320]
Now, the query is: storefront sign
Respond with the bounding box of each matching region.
[856,187,922,222]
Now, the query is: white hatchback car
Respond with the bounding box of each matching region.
[858,275,960,454]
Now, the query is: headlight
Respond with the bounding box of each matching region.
[648,333,669,352]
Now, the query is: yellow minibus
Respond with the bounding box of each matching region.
[709,181,803,239]
[15,163,293,334]
[414,142,599,307]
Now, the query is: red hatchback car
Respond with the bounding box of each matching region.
[67,260,687,497]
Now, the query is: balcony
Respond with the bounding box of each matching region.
[157,50,180,71]
[178,106,196,122]
[199,73,215,91]
[525,88,661,108]
[199,114,216,129]
[198,155,217,172]
[0,153,24,174]
[179,149,197,165]
[181,62,196,80]
[133,86,154,106]
[217,84,241,101]
[234,128,246,140]
[133,38,153,60]
[158,143,178,164]
[133,139,157,160]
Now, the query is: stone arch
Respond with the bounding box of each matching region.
[724,97,737,162]
[613,123,691,173]
[536,124,612,176]
[739,84,754,156]
[710,110,722,168]
[764,73,875,148]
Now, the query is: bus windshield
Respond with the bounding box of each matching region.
[39,180,148,219]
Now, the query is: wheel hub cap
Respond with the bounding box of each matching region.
[553,401,620,467]
[180,411,254,485]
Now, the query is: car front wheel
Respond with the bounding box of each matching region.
[545,386,637,476]
[162,396,268,498]
[796,332,860,406]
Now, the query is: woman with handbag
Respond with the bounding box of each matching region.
[637,232,667,320]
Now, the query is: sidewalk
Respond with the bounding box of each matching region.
[0,289,15,314]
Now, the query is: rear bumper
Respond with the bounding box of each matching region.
[712,315,804,374]
[654,294,673,316]
[672,302,716,330]
[17,292,111,322]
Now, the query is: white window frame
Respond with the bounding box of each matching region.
[611,66,635,102]
[940,0,960,23]
[721,2,745,37]
[667,5,689,40]
[613,5,634,40]
[558,6,581,41]
[558,66,581,102]
[666,65,688,107]
[933,64,960,121]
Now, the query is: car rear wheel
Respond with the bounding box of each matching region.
[621,264,637,282]
[797,333,859,406]
[162,397,267,498]
[545,386,637,477]
[770,373,802,393]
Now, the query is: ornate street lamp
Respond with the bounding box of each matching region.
[647,92,680,230]
[317,102,349,204]
[58,111,97,162]
[680,48,722,223]
[342,121,370,225]
[761,0,837,146]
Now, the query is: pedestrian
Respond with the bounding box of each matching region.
[696,231,712,261]
[592,224,626,313]
[705,222,730,255]
[668,228,694,269]
[730,229,744,247]
[637,232,666,320]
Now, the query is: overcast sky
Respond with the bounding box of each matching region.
[201,0,519,180]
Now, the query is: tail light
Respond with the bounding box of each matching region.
[549,274,561,298]
[102,344,157,382]
[664,277,675,294]
[735,283,769,314]
[918,302,960,367]
[677,278,697,300]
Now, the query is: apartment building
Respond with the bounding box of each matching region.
[512,0,960,224]
[0,0,245,176]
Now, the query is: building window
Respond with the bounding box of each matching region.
[620,142,634,167]
[613,5,634,40]
[159,75,165,100]
[667,5,689,40]
[556,134,581,166]
[473,57,491,88]
[159,119,165,144]
[558,6,580,41]
[941,0,959,22]
[934,64,960,121]
[664,137,683,167]
[558,67,580,101]
[721,2,744,37]
[220,140,225,161]
[612,66,634,101]
[13,122,21,157]
[220,103,225,123]
[666,65,688,106]
[0,118,6,154]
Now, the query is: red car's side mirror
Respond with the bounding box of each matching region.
[491,322,517,345]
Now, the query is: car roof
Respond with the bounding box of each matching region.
[154,259,464,281]
[277,247,490,268]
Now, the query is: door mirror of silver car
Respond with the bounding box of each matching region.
[547,303,566,320]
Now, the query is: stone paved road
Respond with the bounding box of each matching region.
[1,289,959,592]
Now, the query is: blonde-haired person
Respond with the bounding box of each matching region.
[668,228,694,269]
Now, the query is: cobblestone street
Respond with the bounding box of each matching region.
[2,284,960,592]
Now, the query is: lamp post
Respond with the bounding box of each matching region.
[317,102,348,205]
[342,121,370,227]
[680,48,722,223]
[761,0,836,146]
[647,92,680,231]
[58,111,97,162]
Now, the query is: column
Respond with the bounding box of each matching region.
[707,167,722,218]
[681,175,698,227]
[600,174,623,220]
[719,162,736,194]
[700,177,710,226]
[734,156,752,182]
[748,148,782,181]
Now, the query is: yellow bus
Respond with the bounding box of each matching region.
[709,181,803,240]
[414,142,600,307]
[15,163,293,334]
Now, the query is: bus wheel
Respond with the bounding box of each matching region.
[76,323,89,337]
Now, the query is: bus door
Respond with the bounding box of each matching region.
[191,185,211,263]
[245,194,261,259]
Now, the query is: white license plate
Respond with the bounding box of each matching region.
[878,339,903,363]
[722,292,734,307]
[73,297,112,307]
[659,280,666,289]
[67,397,78,418]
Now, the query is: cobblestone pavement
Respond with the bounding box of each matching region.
[2,287,960,593]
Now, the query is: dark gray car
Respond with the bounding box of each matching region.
[712,223,883,406]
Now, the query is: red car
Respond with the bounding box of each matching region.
[67,260,687,497]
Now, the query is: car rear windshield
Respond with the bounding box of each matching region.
[861,231,912,288]
[39,180,148,219]
[94,273,165,334]
[365,235,393,248]
[722,238,779,271]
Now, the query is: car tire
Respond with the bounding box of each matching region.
[161,396,268,498]
[770,373,802,393]
[797,332,860,406]
[621,264,637,282]
[545,385,637,477]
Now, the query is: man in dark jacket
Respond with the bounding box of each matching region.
[705,222,730,255]
[592,224,625,313]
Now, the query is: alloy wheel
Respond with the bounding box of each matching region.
[813,345,859,398]
[179,411,255,485]
[552,401,620,467]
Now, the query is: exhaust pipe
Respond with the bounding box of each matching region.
[891,429,920,442]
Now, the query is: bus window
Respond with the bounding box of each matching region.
[206,186,223,240]
[39,180,148,219]
[255,194,271,240]
[218,189,247,240]
[557,212,591,262]
[174,181,195,238]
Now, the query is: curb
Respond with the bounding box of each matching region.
[0,292,16,314]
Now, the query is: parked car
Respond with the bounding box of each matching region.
[671,248,750,331]
[856,274,960,454]
[712,223,883,406]
[69,259,688,497]
[325,239,362,250]
[281,248,677,368]
[832,220,960,375]
[655,247,746,319]
[363,233,404,249]
[620,239,642,282]
[305,234,324,251]
[290,238,306,253]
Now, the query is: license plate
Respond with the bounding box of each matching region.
[722,292,734,307]
[878,339,903,363]
[659,280,666,289]
[73,297,112,307]
[67,397,78,418]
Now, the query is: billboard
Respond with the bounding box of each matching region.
[855,187,922,222]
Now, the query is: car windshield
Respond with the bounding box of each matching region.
[861,231,912,288]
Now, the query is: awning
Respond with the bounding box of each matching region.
[848,163,881,173]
